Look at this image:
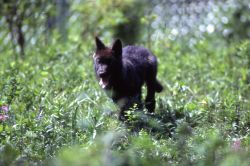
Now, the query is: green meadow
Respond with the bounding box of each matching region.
[1,0,250,165]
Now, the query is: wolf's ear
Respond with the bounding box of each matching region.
[95,37,106,50]
[112,39,122,58]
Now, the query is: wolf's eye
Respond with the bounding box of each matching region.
[105,59,112,64]
[95,58,101,63]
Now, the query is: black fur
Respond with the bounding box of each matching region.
[93,37,163,120]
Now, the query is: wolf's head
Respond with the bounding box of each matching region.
[93,37,122,89]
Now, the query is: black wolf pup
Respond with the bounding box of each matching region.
[93,37,163,120]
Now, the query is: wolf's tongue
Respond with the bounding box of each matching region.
[99,78,109,89]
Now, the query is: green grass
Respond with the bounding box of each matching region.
[0,37,250,165]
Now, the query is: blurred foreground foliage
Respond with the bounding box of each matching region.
[0,0,250,165]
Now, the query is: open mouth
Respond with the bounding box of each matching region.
[99,76,110,89]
